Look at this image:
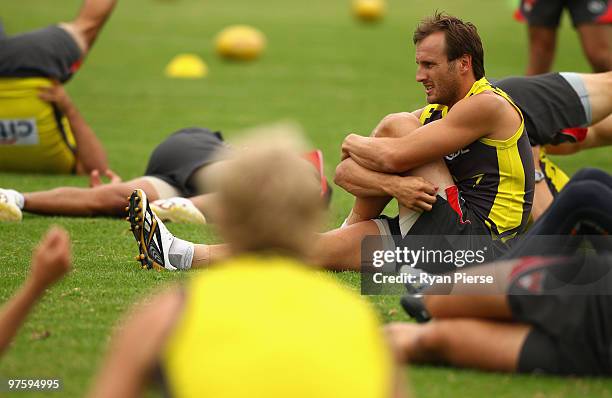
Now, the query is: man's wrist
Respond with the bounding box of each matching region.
[381,174,401,197]
[22,277,46,299]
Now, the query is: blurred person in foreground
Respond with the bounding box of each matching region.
[0,0,118,174]
[514,0,612,75]
[0,227,71,356]
[89,136,404,398]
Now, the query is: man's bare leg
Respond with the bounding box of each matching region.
[384,319,530,371]
[23,178,159,217]
[525,26,557,75]
[576,24,612,73]
[417,259,518,319]
[340,112,449,227]
[59,0,118,54]
[579,71,612,123]
[342,113,418,225]
[191,219,382,271]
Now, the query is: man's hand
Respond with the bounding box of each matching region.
[341,133,359,161]
[341,133,359,157]
[89,169,123,187]
[390,176,438,212]
[29,227,72,292]
[38,83,73,114]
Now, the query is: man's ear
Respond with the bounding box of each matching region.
[459,54,473,75]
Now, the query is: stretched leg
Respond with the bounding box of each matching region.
[576,25,612,73]
[192,219,382,271]
[23,178,159,217]
[59,0,118,54]
[421,259,518,319]
[384,319,529,371]
[525,26,557,75]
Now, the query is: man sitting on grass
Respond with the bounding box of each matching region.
[127,12,535,272]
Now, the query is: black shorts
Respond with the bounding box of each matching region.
[517,0,612,27]
[374,193,501,274]
[508,256,612,375]
[144,127,227,197]
[494,73,588,146]
[0,25,83,83]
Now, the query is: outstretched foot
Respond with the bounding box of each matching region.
[151,197,206,225]
[126,189,177,271]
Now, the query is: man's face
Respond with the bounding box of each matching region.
[415,31,462,105]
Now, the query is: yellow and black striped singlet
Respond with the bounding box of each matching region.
[419,78,535,242]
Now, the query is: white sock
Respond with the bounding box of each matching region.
[9,189,24,209]
[168,237,194,270]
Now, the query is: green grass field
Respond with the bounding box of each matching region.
[1,0,612,396]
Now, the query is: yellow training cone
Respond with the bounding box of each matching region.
[165,54,208,79]
[353,0,386,22]
[215,25,266,61]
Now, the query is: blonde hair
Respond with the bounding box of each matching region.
[209,131,323,258]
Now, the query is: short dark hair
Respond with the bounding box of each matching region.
[413,12,485,80]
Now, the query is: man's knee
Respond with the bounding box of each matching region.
[580,37,612,72]
[374,112,421,138]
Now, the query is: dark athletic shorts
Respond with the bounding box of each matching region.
[0,25,83,83]
[144,127,227,197]
[508,255,612,375]
[494,73,589,146]
[374,190,501,274]
[516,0,612,27]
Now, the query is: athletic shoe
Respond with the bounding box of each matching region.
[151,197,206,225]
[303,149,333,207]
[0,189,23,222]
[126,189,177,271]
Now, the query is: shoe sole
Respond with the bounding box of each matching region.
[0,202,22,222]
[126,190,163,271]
[151,202,206,225]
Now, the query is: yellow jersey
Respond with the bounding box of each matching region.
[160,255,392,398]
[0,77,76,173]
[419,77,535,242]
